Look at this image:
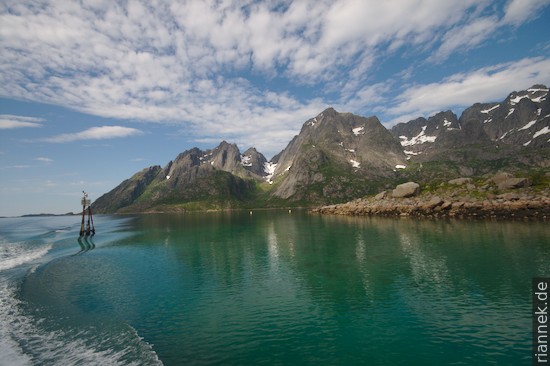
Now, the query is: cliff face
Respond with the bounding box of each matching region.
[93,84,550,213]
[269,107,407,201]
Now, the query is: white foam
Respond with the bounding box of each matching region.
[0,280,33,366]
[0,243,52,272]
[0,279,163,366]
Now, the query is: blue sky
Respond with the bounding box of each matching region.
[1,0,550,216]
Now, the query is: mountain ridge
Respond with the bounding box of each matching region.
[92,84,550,213]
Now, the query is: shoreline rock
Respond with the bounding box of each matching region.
[312,194,550,219]
[312,173,550,220]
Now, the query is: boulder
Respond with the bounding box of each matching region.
[498,178,530,190]
[374,191,387,200]
[490,172,514,185]
[448,177,472,186]
[392,182,420,198]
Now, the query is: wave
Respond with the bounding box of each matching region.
[0,242,52,272]
[0,280,163,366]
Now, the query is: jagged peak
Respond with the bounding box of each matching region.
[243,147,259,155]
[321,107,338,116]
[214,140,238,150]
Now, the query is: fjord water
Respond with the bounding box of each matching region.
[1,212,549,365]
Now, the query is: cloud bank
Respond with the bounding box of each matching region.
[1,0,549,154]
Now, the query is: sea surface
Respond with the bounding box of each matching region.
[0,211,549,365]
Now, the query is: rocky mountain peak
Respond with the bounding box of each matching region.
[268,108,407,200]
[241,147,268,178]
[392,84,550,160]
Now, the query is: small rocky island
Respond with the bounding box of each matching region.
[313,172,550,219]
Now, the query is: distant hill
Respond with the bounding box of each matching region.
[92,84,550,213]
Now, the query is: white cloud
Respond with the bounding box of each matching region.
[385,57,550,125]
[35,157,54,163]
[430,0,550,62]
[503,0,550,25]
[0,115,43,129]
[44,126,144,143]
[432,16,499,62]
[0,1,548,155]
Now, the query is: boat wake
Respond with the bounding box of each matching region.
[0,278,162,366]
[0,232,163,365]
[0,242,52,272]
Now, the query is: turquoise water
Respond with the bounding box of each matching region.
[1,211,549,365]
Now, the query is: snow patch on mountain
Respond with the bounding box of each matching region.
[350,159,360,169]
[533,126,550,139]
[518,120,537,131]
[264,162,277,184]
[399,126,437,146]
[240,155,252,167]
[352,127,365,136]
[481,105,499,114]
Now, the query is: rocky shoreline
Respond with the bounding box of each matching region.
[312,173,550,220]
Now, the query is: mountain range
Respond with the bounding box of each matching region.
[92,84,550,213]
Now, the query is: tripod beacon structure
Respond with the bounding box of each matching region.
[79,191,95,237]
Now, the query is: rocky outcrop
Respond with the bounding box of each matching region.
[313,192,550,219]
[313,176,550,219]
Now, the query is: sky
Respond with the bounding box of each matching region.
[1,0,550,216]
